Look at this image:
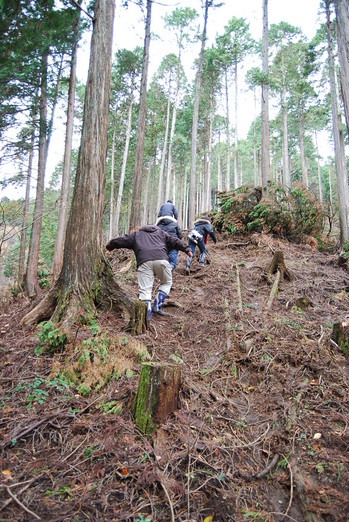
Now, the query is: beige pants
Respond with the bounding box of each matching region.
[137,259,172,301]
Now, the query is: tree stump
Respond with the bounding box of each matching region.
[132,363,181,435]
[266,250,291,282]
[128,300,148,335]
[331,319,349,356]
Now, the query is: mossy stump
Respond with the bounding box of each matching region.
[128,300,148,335]
[132,362,181,435]
[331,319,349,357]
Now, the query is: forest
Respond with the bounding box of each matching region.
[0,0,349,521]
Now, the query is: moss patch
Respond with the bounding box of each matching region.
[50,330,150,395]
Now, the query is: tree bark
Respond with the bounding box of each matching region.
[314,131,323,203]
[234,59,239,189]
[115,88,134,235]
[281,61,291,189]
[165,59,180,202]
[142,160,152,225]
[157,91,171,210]
[225,69,231,191]
[188,0,210,227]
[261,0,270,197]
[20,0,135,329]
[18,123,35,287]
[335,0,349,139]
[109,108,117,239]
[52,5,81,278]
[298,111,308,188]
[132,362,181,434]
[331,318,349,356]
[129,0,152,231]
[25,50,48,297]
[325,0,349,246]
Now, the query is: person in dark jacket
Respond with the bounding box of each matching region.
[158,199,178,221]
[106,225,192,320]
[186,216,217,275]
[156,217,183,270]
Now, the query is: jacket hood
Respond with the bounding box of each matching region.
[194,217,211,225]
[139,225,159,233]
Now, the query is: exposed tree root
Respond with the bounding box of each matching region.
[20,259,136,330]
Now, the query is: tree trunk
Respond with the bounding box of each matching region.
[261,0,270,197]
[18,124,35,287]
[25,50,48,297]
[234,60,239,189]
[52,6,81,278]
[298,111,308,188]
[149,154,157,224]
[132,362,181,434]
[20,0,135,329]
[314,131,323,203]
[217,129,222,191]
[253,87,258,187]
[142,160,152,225]
[206,93,213,211]
[281,63,291,189]
[225,69,231,191]
[109,108,117,239]
[129,0,152,231]
[115,89,134,235]
[188,0,209,228]
[165,58,180,202]
[335,0,349,139]
[326,0,349,246]
[157,92,171,210]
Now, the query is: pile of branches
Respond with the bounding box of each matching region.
[212,182,325,245]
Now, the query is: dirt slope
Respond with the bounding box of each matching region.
[0,232,349,521]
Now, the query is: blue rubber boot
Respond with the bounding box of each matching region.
[152,291,167,316]
[144,300,152,323]
[199,252,206,266]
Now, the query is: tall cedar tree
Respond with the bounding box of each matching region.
[21,0,134,327]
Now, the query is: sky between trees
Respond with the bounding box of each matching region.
[42,0,325,189]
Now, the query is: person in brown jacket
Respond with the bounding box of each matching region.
[106,225,192,321]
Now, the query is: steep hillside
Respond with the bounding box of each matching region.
[1,233,348,521]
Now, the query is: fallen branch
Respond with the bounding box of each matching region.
[266,270,281,310]
[236,263,243,312]
[255,453,280,479]
[0,474,45,512]
[5,486,41,519]
[2,413,58,448]
[160,480,175,522]
[219,241,250,248]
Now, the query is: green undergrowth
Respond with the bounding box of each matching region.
[212,182,326,246]
[36,320,150,396]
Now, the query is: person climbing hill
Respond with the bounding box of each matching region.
[157,199,178,221]
[186,216,217,275]
[156,218,184,271]
[106,225,192,320]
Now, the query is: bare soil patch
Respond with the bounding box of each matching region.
[1,233,348,521]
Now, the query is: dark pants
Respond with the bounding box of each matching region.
[168,249,178,270]
[187,239,206,268]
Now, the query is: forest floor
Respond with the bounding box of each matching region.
[0,231,349,522]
